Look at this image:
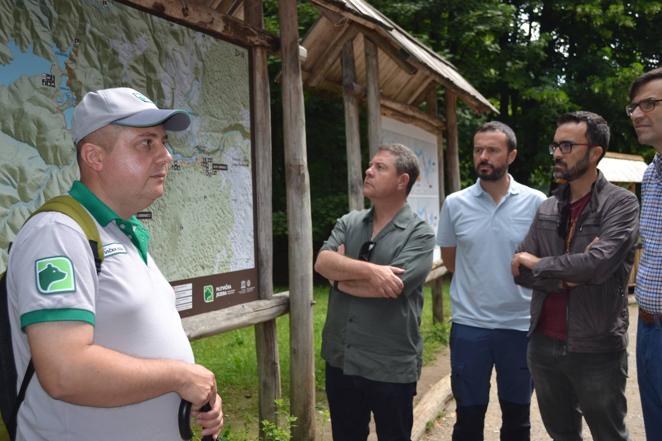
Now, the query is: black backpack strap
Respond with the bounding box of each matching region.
[8,360,33,440]
[88,240,102,275]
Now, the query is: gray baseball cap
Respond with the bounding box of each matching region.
[72,87,191,144]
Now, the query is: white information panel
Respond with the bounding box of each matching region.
[381,117,440,234]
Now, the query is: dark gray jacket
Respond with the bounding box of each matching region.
[515,171,639,353]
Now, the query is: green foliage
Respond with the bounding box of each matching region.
[260,399,297,441]
[262,1,320,36]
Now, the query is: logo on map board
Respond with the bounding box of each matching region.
[203,285,214,303]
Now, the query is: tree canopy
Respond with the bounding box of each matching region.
[263,0,661,281]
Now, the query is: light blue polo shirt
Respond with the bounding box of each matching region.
[437,176,546,331]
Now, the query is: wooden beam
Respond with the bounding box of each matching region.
[426,86,445,324]
[208,0,224,10]
[380,107,439,135]
[246,0,281,435]
[208,0,241,15]
[182,294,289,339]
[309,0,392,31]
[307,25,358,88]
[119,0,278,50]
[407,75,435,105]
[365,37,381,158]
[342,39,364,211]
[431,278,444,324]
[364,33,417,75]
[431,72,495,114]
[381,97,444,130]
[411,375,453,440]
[427,86,445,202]
[445,90,460,193]
[278,1,316,440]
[305,75,444,136]
[425,262,448,283]
[318,6,348,25]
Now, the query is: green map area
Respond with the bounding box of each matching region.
[0,0,255,281]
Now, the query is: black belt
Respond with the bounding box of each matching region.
[639,307,662,326]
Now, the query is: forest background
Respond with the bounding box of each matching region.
[261,0,661,283]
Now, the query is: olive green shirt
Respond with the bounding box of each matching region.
[320,204,435,383]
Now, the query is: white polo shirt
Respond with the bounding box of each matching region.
[7,181,194,441]
[437,176,546,331]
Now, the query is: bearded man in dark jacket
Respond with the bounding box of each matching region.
[511,111,639,441]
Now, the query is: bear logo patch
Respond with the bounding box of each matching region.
[35,257,76,294]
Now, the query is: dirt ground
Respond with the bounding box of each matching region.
[420,303,646,441]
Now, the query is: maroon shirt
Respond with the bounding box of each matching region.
[537,191,592,341]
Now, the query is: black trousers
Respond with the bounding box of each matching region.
[325,363,416,441]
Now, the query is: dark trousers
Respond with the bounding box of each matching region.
[528,333,630,441]
[637,318,662,440]
[325,363,416,441]
[450,324,532,441]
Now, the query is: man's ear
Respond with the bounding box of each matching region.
[591,145,605,163]
[508,148,518,165]
[398,173,410,191]
[79,142,106,172]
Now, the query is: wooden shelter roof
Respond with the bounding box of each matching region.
[598,152,648,183]
[302,0,497,114]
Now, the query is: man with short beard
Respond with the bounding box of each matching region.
[512,111,638,441]
[437,121,545,440]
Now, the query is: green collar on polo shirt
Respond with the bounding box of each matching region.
[69,181,150,264]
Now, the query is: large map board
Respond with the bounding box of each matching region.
[0,0,258,317]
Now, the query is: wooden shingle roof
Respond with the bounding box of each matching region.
[303,0,497,114]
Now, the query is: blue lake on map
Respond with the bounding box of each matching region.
[0,41,52,86]
[0,41,76,128]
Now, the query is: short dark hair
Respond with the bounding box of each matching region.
[629,67,662,100]
[475,121,517,151]
[557,111,609,160]
[75,124,123,165]
[377,143,420,195]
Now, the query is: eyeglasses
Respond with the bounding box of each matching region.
[626,98,662,117]
[548,141,591,155]
[358,241,376,261]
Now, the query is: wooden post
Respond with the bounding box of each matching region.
[431,278,444,324]
[427,87,445,203]
[445,90,460,193]
[278,1,315,440]
[245,0,281,435]
[364,36,381,158]
[427,87,445,323]
[342,39,364,211]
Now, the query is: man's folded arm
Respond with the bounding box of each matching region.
[532,195,639,285]
[315,250,405,298]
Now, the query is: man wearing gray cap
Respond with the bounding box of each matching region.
[6,88,223,440]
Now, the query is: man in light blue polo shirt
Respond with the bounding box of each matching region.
[437,121,545,441]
